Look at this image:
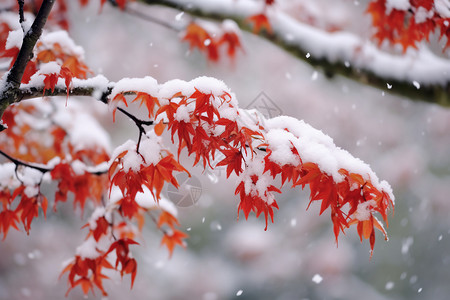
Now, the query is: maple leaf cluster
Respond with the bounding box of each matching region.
[367,0,450,51]
[60,237,138,296]
[109,76,394,257]
[0,12,89,89]
[0,0,397,296]
[181,0,276,58]
[182,20,244,62]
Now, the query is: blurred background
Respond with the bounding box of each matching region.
[1,0,450,299]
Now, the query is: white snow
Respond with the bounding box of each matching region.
[69,112,111,152]
[240,156,276,205]
[38,62,61,74]
[0,12,21,30]
[72,75,110,92]
[353,200,377,221]
[88,207,106,230]
[414,7,433,24]
[48,99,112,153]
[109,139,163,172]
[435,0,450,18]
[175,11,184,21]
[312,274,323,284]
[190,76,231,96]
[386,0,410,12]
[5,29,23,50]
[110,76,159,100]
[71,160,86,175]
[165,0,450,86]
[139,132,163,165]
[401,236,414,255]
[264,116,394,200]
[75,236,104,259]
[123,149,144,172]
[174,104,191,122]
[24,185,38,198]
[19,167,44,188]
[110,140,136,164]
[222,19,240,33]
[0,163,20,190]
[39,30,85,57]
[159,79,194,100]
[20,75,109,97]
[125,185,178,216]
[385,281,395,290]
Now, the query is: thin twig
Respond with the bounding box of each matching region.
[147,210,169,235]
[107,0,181,31]
[116,106,154,151]
[124,5,181,32]
[0,149,51,173]
[0,149,109,176]
[18,0,25,29]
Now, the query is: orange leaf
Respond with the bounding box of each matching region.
[154,120,165,136]
[161,229,188,258]
[182,23,219,61]
[157,211,180,229]
[36,49,56,63]
[182,23,211,51]
[219,31,244,59]
[132,92,160,117]
[246,14,272,34]
[62,56,91,79]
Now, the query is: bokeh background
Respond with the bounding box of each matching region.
[1,0,450,299]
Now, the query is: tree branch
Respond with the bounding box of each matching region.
[17,84,112,103]
[142,0,450,107]
[121,3,182,32]
[4,81,154,143]
[0,149,51,173]
[0,0,55,130]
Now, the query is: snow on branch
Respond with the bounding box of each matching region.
[6,0,55,87]
[145,0,450,106]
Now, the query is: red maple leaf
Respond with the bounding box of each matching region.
[182,23,219,61]
[43,73,59,94]
[83,216,110,242]
[234,175,281,230]
[246,14,273,34]
[132,92,160,118]
[161,229,188,258]
[157,211,180,230]
[61,254,112,296]
[52,163,104,213]
[0,209,20,240]
[218,31,243,60]
[142,152,190,200]
[106,238,139,287]
[216,148,244,177]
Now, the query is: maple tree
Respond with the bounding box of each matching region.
[0,0,448,296]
